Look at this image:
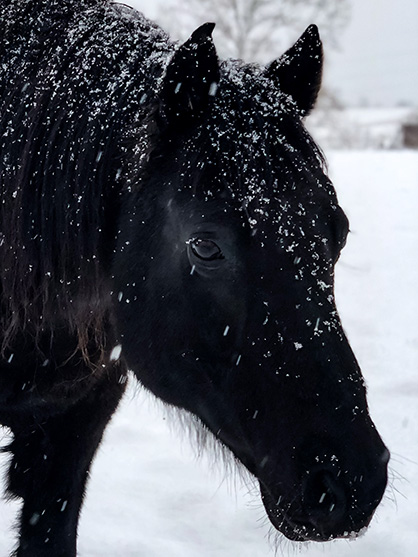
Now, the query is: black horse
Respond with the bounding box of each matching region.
[0,1,388,555]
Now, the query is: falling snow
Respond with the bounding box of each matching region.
[109,345,122,362]
[64,153,418,556]
[0,0,416,555]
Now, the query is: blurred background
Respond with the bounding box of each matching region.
[130,0,418,149]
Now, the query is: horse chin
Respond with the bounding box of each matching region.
[268,512,372,543]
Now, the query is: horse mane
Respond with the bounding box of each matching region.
[0,0,172,355]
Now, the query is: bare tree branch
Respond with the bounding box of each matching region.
[157,0,350,62]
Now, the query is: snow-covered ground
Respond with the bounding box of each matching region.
[1,151,417,555]
[307,108,418,150]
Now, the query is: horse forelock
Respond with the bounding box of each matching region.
[146,60,333,225]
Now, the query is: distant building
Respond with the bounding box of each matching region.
[402,123,418,149]
[307,108,418,150]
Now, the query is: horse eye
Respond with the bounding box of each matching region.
[190,239,224,261]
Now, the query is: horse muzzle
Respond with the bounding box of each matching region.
[259,446,389,542]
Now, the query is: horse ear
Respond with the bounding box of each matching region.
[265,25,323,116]
[160,23,220,124]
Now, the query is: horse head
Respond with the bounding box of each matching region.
[113,23,388,542]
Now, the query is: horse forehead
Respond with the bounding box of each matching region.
[168,188,330,239]
[242,185,340,240]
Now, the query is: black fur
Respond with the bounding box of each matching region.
[0,1,388,555]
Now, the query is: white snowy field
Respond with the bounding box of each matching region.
[0,151,417,556]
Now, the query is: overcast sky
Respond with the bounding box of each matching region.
[126,0,417,107]
[327,0,418,107]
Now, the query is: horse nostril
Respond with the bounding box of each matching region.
[302,469,347,530]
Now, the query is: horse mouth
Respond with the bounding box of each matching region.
[259,483,375,542]
[266,511,372,543]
